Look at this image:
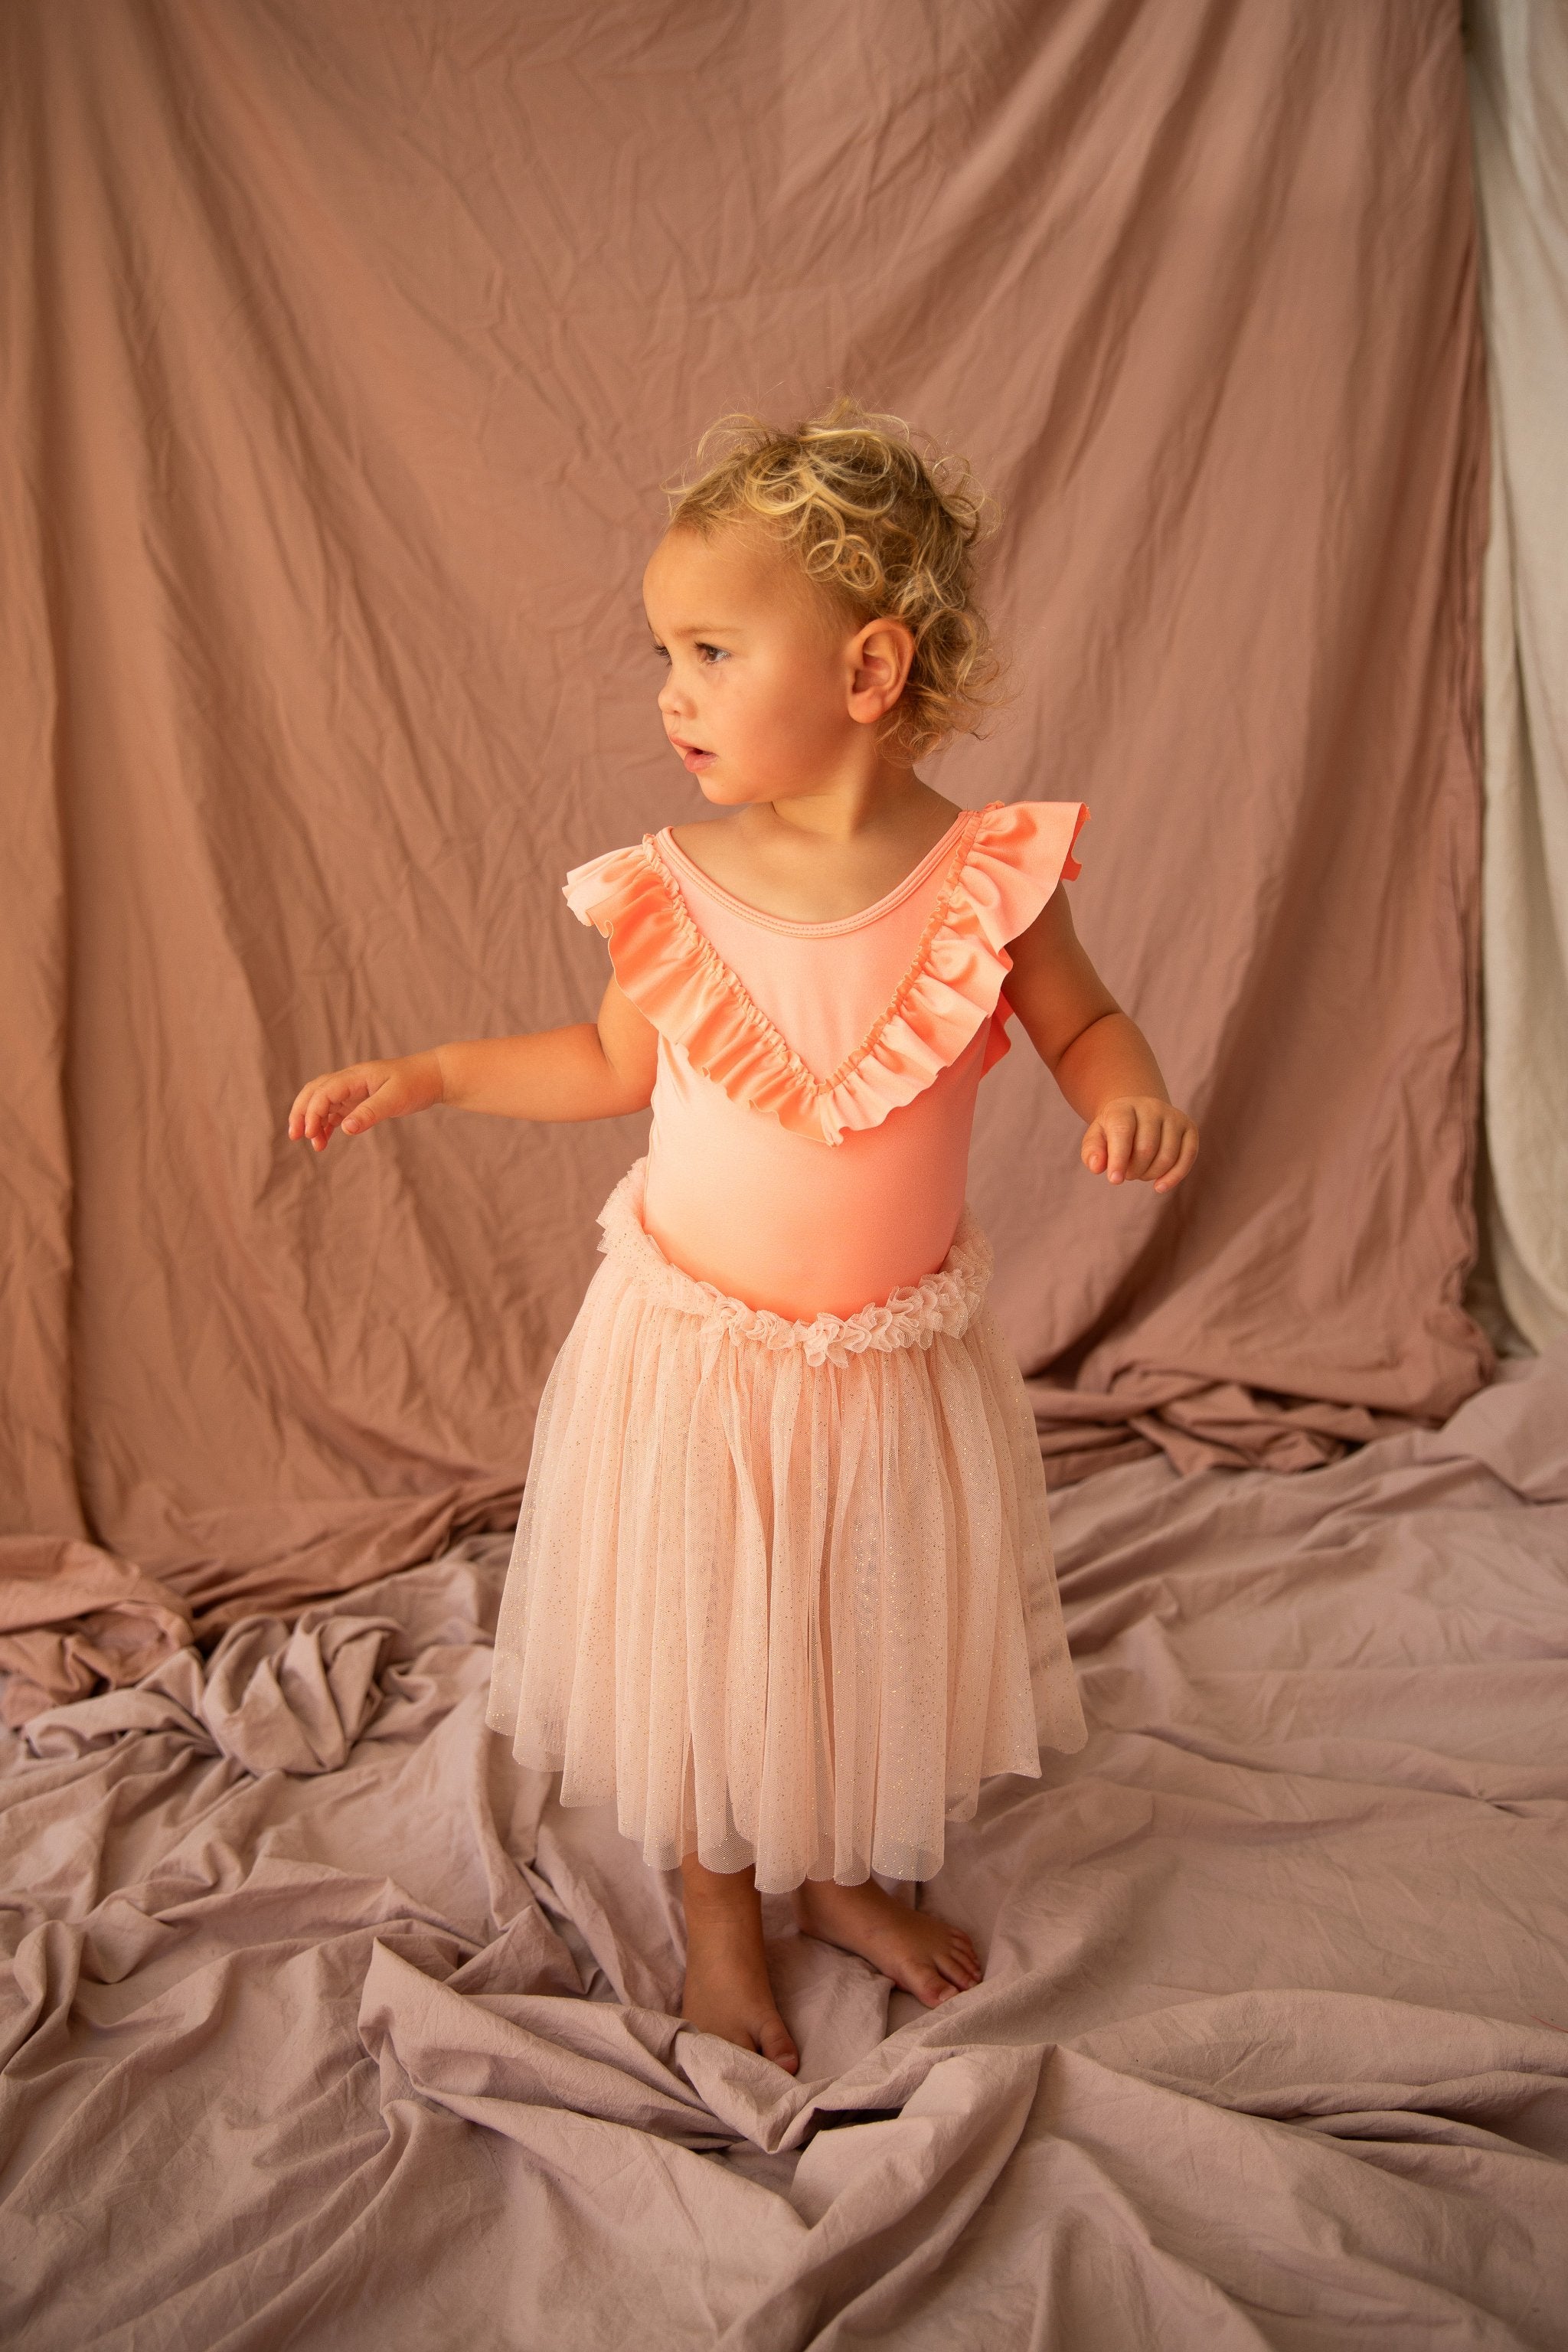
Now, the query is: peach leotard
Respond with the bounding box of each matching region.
[561,798,1089,1320]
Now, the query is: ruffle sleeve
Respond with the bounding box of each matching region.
[561,798,1088,1145]
[967,798,1089,1079]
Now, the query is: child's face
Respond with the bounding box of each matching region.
[642,521,876,807]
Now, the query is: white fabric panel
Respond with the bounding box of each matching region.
[1468,1,1568,1348]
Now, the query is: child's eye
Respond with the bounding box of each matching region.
[651,644,671,664]
[697,643,728,664]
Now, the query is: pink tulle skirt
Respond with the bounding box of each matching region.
[485,1156,1086,1893]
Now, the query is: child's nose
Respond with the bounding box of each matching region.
[658,673,688,717]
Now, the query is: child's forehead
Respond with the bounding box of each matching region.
[643,521,815,626]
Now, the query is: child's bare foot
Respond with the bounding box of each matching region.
[679,1855,799,2072]
[792,1876,982,2007]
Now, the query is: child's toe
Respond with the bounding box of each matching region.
[760,2016,799,2070]
[910,1962,957,2006]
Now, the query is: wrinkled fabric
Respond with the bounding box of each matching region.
[24,1606,399,1776]
[0,0,1491,1651]
[3,1352,1566,2347]
[0,1540,193,1729]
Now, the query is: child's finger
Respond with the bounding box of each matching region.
[340,1078,400,1136]
[1144,1116,1185,1186]
[299,1085,333,1145]
[301,1084,341,1144]
[300,1072,369,1148]
[289,1074,339,1140]
[1102,1105,1137,1182]
[1152,1125,1200,1195]
[1081,1119,1108,1174]
[1128,1108,1163,1180]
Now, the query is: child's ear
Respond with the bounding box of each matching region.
[847,618,916,724]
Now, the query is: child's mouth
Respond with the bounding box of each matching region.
[676,742,715,773]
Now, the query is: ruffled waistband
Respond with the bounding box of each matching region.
[595,1157,993,1369]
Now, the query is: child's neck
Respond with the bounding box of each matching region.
[731,769,951,854]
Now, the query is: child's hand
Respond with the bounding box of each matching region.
[1082,1096,1198,1195]
[287,1050,443,1153]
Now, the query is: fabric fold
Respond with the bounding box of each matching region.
[21,1608,400,1775]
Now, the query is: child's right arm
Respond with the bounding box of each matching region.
[286,978,657,1153]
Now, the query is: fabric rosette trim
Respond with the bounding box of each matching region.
[596,1157,994,1368]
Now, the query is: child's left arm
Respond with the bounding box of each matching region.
[1001,887,1199,1196]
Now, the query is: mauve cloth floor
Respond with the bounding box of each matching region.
[3,1344,1565,2350]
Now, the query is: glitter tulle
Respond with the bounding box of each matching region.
[485,1157,1087,1893]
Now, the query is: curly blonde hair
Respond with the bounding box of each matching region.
[664,397,1006,764]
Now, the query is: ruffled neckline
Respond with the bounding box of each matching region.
[563,796,1088,1147]
[652,806,972,937]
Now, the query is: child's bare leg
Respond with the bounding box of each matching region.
[792,1877,982,2007]
[679,1854,799,2071]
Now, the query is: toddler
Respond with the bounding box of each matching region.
[288,400,1197,2073]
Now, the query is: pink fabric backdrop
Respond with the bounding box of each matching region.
[8,12,1563,2344]
[1,0,1488,1670]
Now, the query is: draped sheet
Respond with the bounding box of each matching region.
[3,1347,1565,2347]
[0,4,1491,1652]
[1467,0,1568,1351]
